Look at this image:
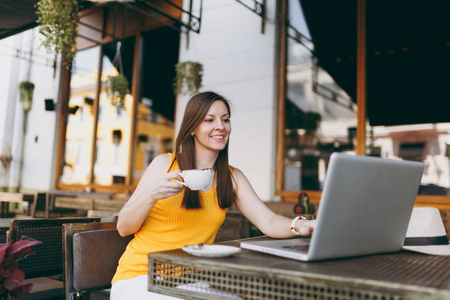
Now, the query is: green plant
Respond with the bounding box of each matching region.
[0,240,42,298]
[106,74,129,112]
[36,0,79,67]
[174,61,203,95]
[18,81,35,111]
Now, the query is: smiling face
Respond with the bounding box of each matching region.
[191,100,231,154]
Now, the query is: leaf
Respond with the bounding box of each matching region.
[1,260,18,277]
[0,242,11,264]
[4,240,41,263]
[9,282,33,298]
[3,269,25,291]
[0,266,13,279]
[7,240,41,253]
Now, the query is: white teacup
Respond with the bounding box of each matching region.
[177,168,212,191]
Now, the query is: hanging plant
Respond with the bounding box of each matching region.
[36,0,79,68]
[106,74,129,113]
[18,81,35,111]
[174,61,203,95]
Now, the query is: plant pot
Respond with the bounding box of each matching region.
[174,61,203,95]
[184,63,195,78]
[22,100,32,112]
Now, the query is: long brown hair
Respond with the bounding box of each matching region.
[175,91,234,209]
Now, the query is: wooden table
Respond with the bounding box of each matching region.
[148,237,450,300]
[39,190,112,218]
[0,192,34,217]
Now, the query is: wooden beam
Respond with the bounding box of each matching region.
[275,0,288,195]
[88,46,104,184]
[126,33,143,186]
[356,0,367,155]
[55,66,71,188]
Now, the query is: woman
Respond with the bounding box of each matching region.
[110,91,316,299]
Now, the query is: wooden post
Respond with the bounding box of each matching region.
[356,0,367,155]
[275,0,288,195]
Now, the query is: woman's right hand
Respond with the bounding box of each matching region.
[146,170,184,203]
[117,154,182,236]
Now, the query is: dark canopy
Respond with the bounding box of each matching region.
[0,0,97,41]
[0,0,39,40]
[299,0,450,126]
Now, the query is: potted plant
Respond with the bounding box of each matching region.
[18,81,35,111]
[106,74,129,113]
[36,0,79,67]
[0,240,42,298]
[174,61,203,95]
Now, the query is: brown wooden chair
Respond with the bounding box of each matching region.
[0,219,10,243]
[439,209,450,240]
[215,211,252,242]
[63,222,133,299]
[8,217,101,300]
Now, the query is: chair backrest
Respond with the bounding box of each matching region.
[0,219,10,243]
[0,192,24,203]
[215,211,252,242]
[440,209,450,240]
[63,222,133,299]
[8,217,100,279]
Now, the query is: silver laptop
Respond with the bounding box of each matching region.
[241,153,424,261]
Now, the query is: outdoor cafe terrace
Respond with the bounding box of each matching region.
[0,191,448,299]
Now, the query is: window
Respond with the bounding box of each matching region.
[283,0,357,192]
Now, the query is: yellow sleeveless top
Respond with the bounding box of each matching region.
[112,153,227,283]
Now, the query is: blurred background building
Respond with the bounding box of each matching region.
[0,0,449,207]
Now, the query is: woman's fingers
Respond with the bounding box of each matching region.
[156,170,184,198]
[298,220,316,236]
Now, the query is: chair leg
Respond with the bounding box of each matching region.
[72,292,91,300]
[31,193,38,218]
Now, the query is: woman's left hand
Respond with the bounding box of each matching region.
[295,219,317,236]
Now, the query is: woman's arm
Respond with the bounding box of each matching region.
[233,168,315,238]
[116,154,183,237]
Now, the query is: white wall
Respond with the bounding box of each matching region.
[176,0,279,200]
[0,28,61,191]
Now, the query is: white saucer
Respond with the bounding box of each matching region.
[182,244,241,258]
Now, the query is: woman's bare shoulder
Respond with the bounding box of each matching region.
[146,153,173,173]
[231,167,245,178]
[230,167,251,191]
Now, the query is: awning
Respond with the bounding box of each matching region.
[0,1,98,41]
[0,0,39,40]
[299,0,450,126]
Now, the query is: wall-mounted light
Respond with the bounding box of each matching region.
[45,99,55,111]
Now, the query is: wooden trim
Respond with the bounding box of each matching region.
[275,0,288,195]
[56,183,133,193]
[54,196,94,210]
[356,0,366,155]
[280,190,450,210]
[280,190,322,204]
[415,195,450,210]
